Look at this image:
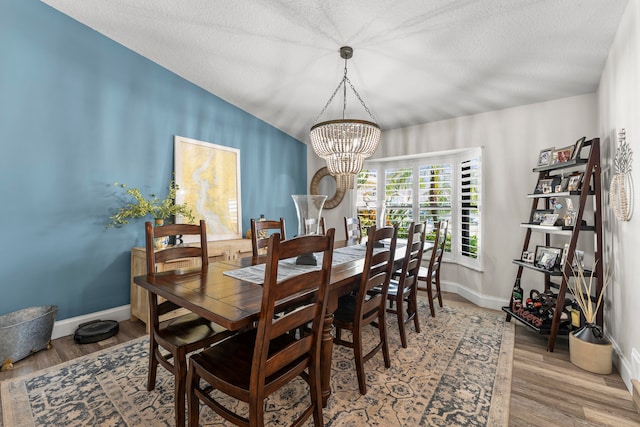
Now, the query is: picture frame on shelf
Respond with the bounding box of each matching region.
[534,245,563,270]
[563,210,577,227]
[538,252,558,270]
[537,148,554,167]
[567,172,584,191]
[535,178,555,194]
[540,213,559,226]
[531,209,554,224]
[560,243,570,266]
[571,136,586,160]
[556,177,569,193]
[552,145,574,164]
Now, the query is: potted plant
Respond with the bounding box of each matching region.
[565,261,612,374]
[107,176,195,230]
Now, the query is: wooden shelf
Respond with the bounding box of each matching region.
[532,158,588,173]
[501,306,571,335]
[526,190,592,198]
[507,137,603,352]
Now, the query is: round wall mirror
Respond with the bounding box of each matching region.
[310,167,345,209]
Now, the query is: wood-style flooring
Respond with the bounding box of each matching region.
[1,293,639,426]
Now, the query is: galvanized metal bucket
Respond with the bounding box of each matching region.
[0,305,58,371]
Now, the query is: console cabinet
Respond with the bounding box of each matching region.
[130,238,252,332]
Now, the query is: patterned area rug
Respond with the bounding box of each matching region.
[1,298,513,426]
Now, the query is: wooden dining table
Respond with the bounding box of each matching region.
[134,239,432,407]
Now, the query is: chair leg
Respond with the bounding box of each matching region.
[186,362,200,427]
[174,348,187,427]
[147,336,158,391]
[410,289,420,333]
[396,294,408,348]
[426,280,436,318]
[435,274,443,307]
[309,364,323,427]
[352,325,367,395]
[379,312,391,369]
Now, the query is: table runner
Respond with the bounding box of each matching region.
[223,243,375,284]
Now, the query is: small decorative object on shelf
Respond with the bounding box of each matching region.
[610,128,633,221]
[106,175,195,229]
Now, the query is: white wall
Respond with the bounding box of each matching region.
[598,0,640,389]
[310,94,598,309]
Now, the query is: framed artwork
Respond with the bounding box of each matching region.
[531,209,554,224]
[567,172,584,191]
[552,145,574,164]
[537,148,554,167]
[571,136,586,160]
[174,135,242,241]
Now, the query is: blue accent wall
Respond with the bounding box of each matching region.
[0,1,306,320]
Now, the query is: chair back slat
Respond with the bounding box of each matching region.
[145,220,209,276]
[250,217,286,256]
[344,216,363,242]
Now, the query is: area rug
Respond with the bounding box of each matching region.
[1,298,514,426]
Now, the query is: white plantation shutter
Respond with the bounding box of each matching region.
[419,163,452,242]
[385,167,413,237]
[458,154,481,264]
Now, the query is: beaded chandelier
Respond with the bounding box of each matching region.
[309,46,381,190]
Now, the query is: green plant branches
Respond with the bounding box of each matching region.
[106,177,195,228]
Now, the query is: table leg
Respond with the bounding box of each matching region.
[320,312,334,408]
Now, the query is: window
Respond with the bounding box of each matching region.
[419,163,452,247]
[355,148,482,270]
[355,169,377,234]
[385,167,413,237]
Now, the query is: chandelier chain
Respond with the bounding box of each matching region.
[312,55,376,124]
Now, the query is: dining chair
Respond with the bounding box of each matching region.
[333,224,397,395]
[417,220,449,317]
[186,229,335,427]
[344,216,362,243]
[250,217,286,256]
[385,221,427,348]
[144,220,235,427]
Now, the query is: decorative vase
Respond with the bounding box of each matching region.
[153,218,169,249]
[291,195,327,265]
[569,323,612,374]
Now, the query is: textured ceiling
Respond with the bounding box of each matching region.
[42,0,629,143]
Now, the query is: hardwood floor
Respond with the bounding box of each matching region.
[1,293,639,426]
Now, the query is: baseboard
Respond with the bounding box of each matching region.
[51,305,131,340]
[439,280,509,311]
